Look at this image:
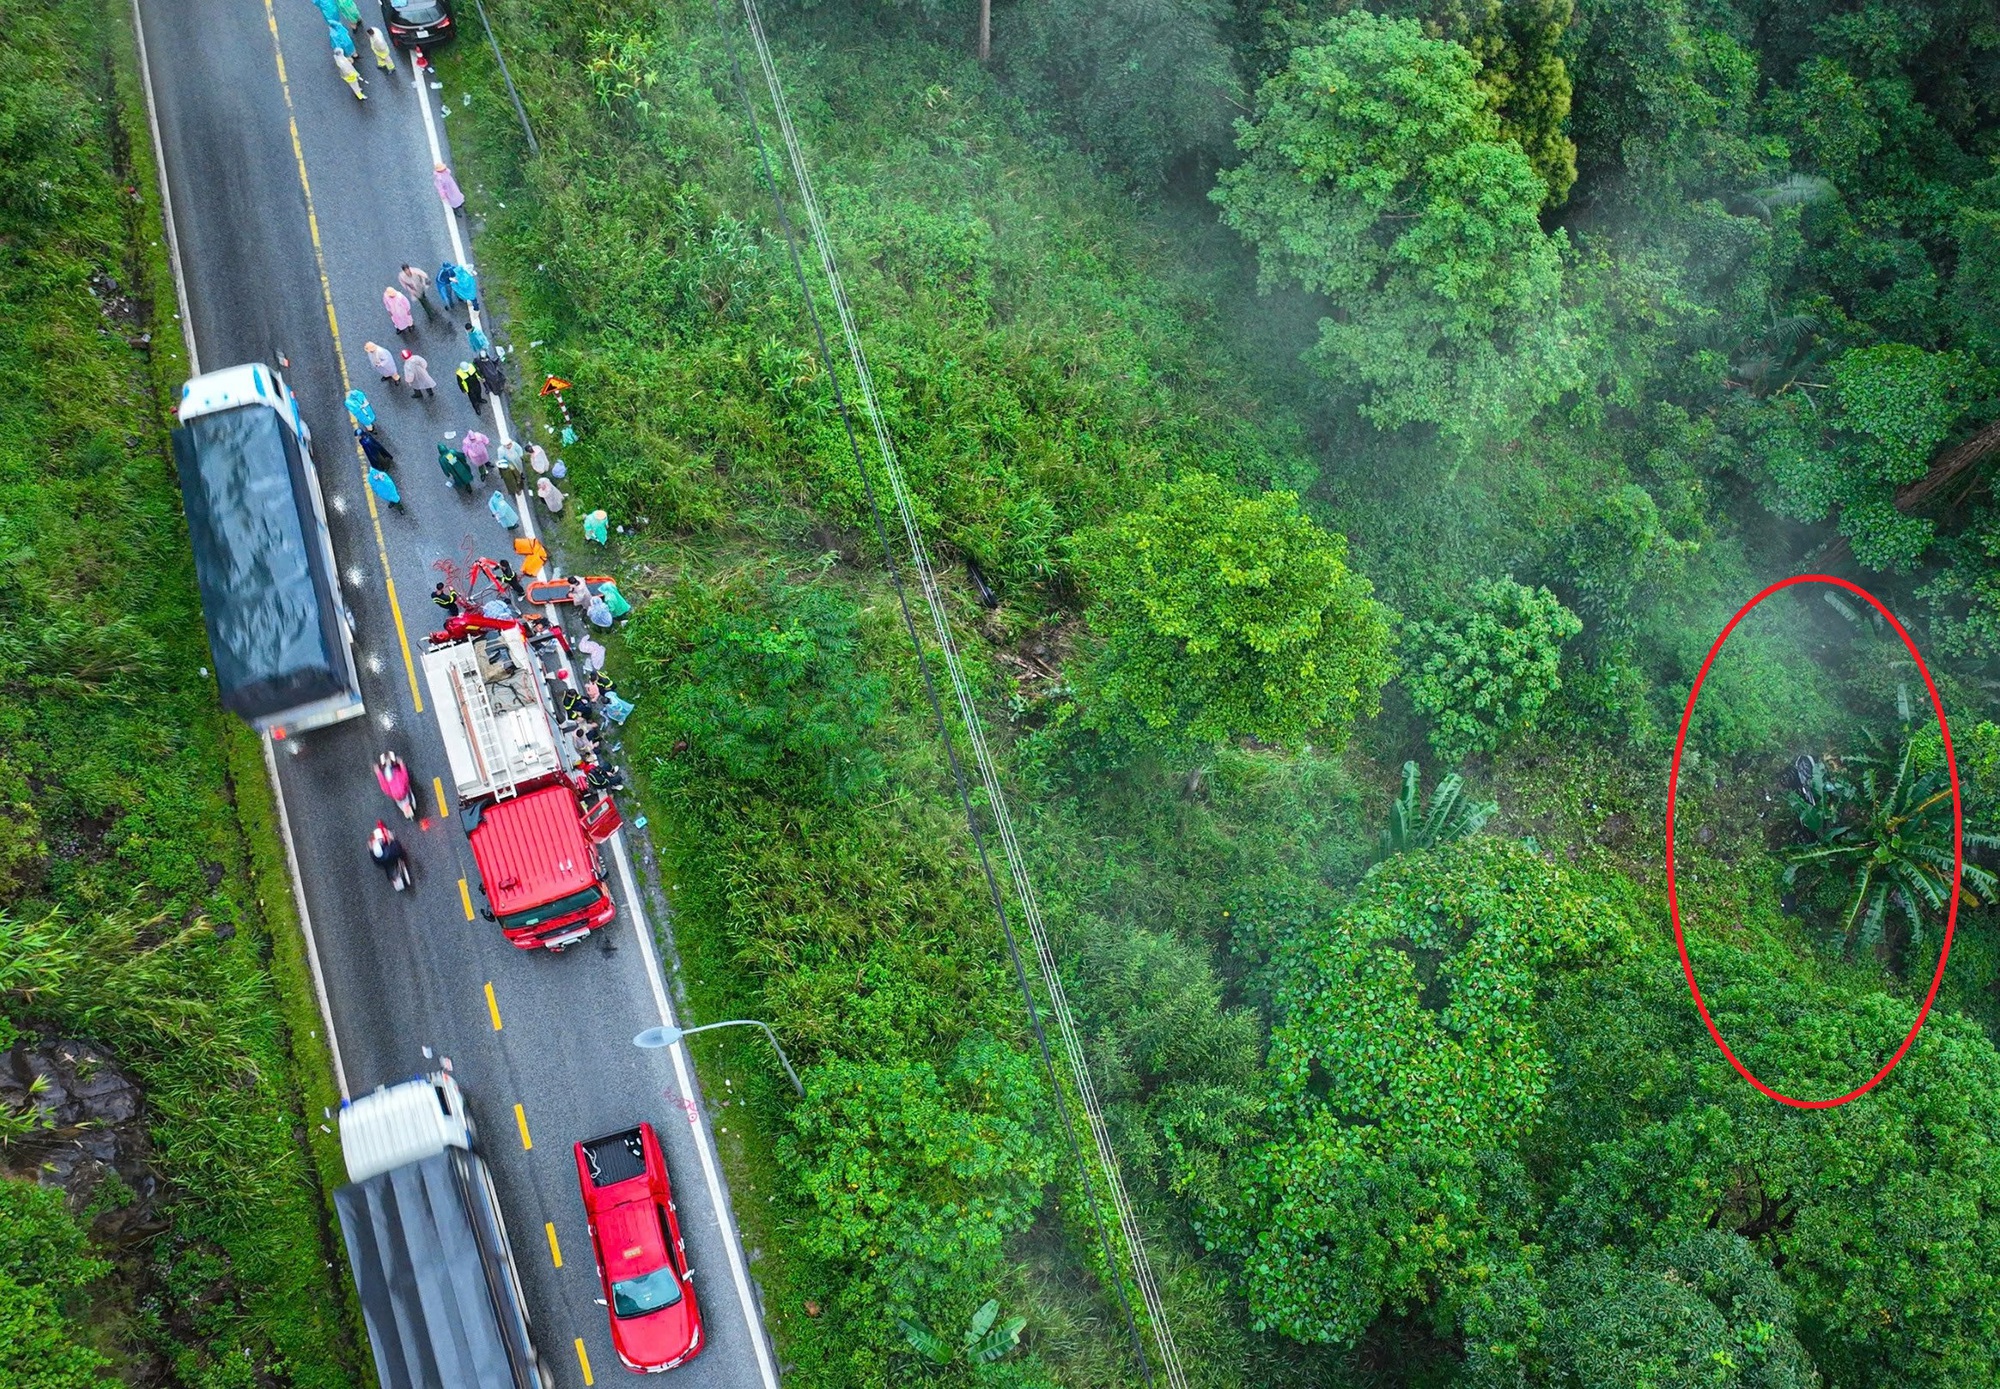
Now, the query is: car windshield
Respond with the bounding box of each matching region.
[611,1265,683,1318]
[389,0,445,22]
[497,885,602,933]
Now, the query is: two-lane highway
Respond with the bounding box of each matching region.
[131,3,779,1385]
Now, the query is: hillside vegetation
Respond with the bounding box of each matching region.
[442,0,2000,1385]
[0,2,359,1384]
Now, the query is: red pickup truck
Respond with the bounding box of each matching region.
[574,1124,703,1373]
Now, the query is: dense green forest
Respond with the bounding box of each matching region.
[444,0,2000,1384]
[0,2,359,1385]
[6,0,2000,1385]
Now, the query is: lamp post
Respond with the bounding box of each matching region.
[634,1019,804,1099]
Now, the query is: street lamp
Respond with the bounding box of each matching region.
[634,1019,805,1099]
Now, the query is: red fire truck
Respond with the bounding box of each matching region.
[423,605,621,951]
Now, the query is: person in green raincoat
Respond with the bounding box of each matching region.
[436,441,472,490]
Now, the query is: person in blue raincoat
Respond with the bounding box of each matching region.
[488,490,520,529]
[367,466,401,509]
[345,389,376,430]
[440,262,479,310]
[327,21,356,57]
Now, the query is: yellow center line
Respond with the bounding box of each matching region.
[459,877,475,920]
[433,775,448,819]
[574,1339,594,1386]
[484,980,502,1031]
[545,1222,563,1268]
[259,0,423,714]
[514,1103,532,1150]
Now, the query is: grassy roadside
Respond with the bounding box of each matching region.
[112,4,373,1374]
[0,2,365,1383]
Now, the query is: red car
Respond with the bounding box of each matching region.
[574,1124,703,1373]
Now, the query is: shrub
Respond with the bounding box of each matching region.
[780,1035,1055,1331]
[0,1179,107,1389]
[629,575,887,801]
[1001,0,1237,187]
[1405,577,1581,763]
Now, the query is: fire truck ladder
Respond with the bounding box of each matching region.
[453,662,519,801]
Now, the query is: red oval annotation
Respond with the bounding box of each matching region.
[1666,573,1963,1109]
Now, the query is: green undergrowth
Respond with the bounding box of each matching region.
[0,0,361,1383]
[439,1,1344,1382]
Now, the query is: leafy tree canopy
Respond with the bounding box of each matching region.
[1405,576,1582,763]
[1543,954,2000,1389]
[1212,9,1579,438]
[1234,839,1631,1345]
[1069,471,1392,753]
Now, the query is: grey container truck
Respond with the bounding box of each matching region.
[172,363,364,738]
[334,1074,550,1389]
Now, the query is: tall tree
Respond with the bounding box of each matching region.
[1233,839,1631,1345]
[1212,10,1579,440]
[1069,472,1393,753]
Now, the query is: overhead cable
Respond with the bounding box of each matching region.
[716,4,1189,1385]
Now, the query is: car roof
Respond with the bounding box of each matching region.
[597,1197,666,1278]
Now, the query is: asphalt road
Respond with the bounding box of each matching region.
[131,4,780,1386]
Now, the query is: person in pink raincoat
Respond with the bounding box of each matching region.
[383,285,415,335]
[434,162,465,213]
[375,751,415,818]
[363,340,398,382]
[463,430,491,474]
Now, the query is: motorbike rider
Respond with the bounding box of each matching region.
[375,751,416,819]
[369,820,411,891]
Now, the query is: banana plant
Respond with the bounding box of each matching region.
[1380,761,1497,858]
[898,1298,1027,1371]
[1787,730,2000,959]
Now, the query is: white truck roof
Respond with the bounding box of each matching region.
[423,623,567,803]
[178,362,311,444]
[340,1073,473,1183]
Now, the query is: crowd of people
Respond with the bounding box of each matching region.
[371,560,632,889]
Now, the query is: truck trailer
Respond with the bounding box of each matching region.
[172,363,364,737]
[334,1074,549,1389]
[423,612,621,950]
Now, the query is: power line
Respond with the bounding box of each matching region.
[715,5,1189,1385]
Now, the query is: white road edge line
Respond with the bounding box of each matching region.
[131,0,349,1099]
[128,0,197,373]
[612,835,782,1389]
[264,736,352,1099]
[406,57,782,1389]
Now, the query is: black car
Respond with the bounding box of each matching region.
[380,0,455,48]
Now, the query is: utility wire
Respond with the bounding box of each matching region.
[716,4,1188,1386]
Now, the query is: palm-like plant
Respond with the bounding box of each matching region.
[898,1299,1027,1371]
[1381,761,1497,858]
[1786,731,2000,960]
